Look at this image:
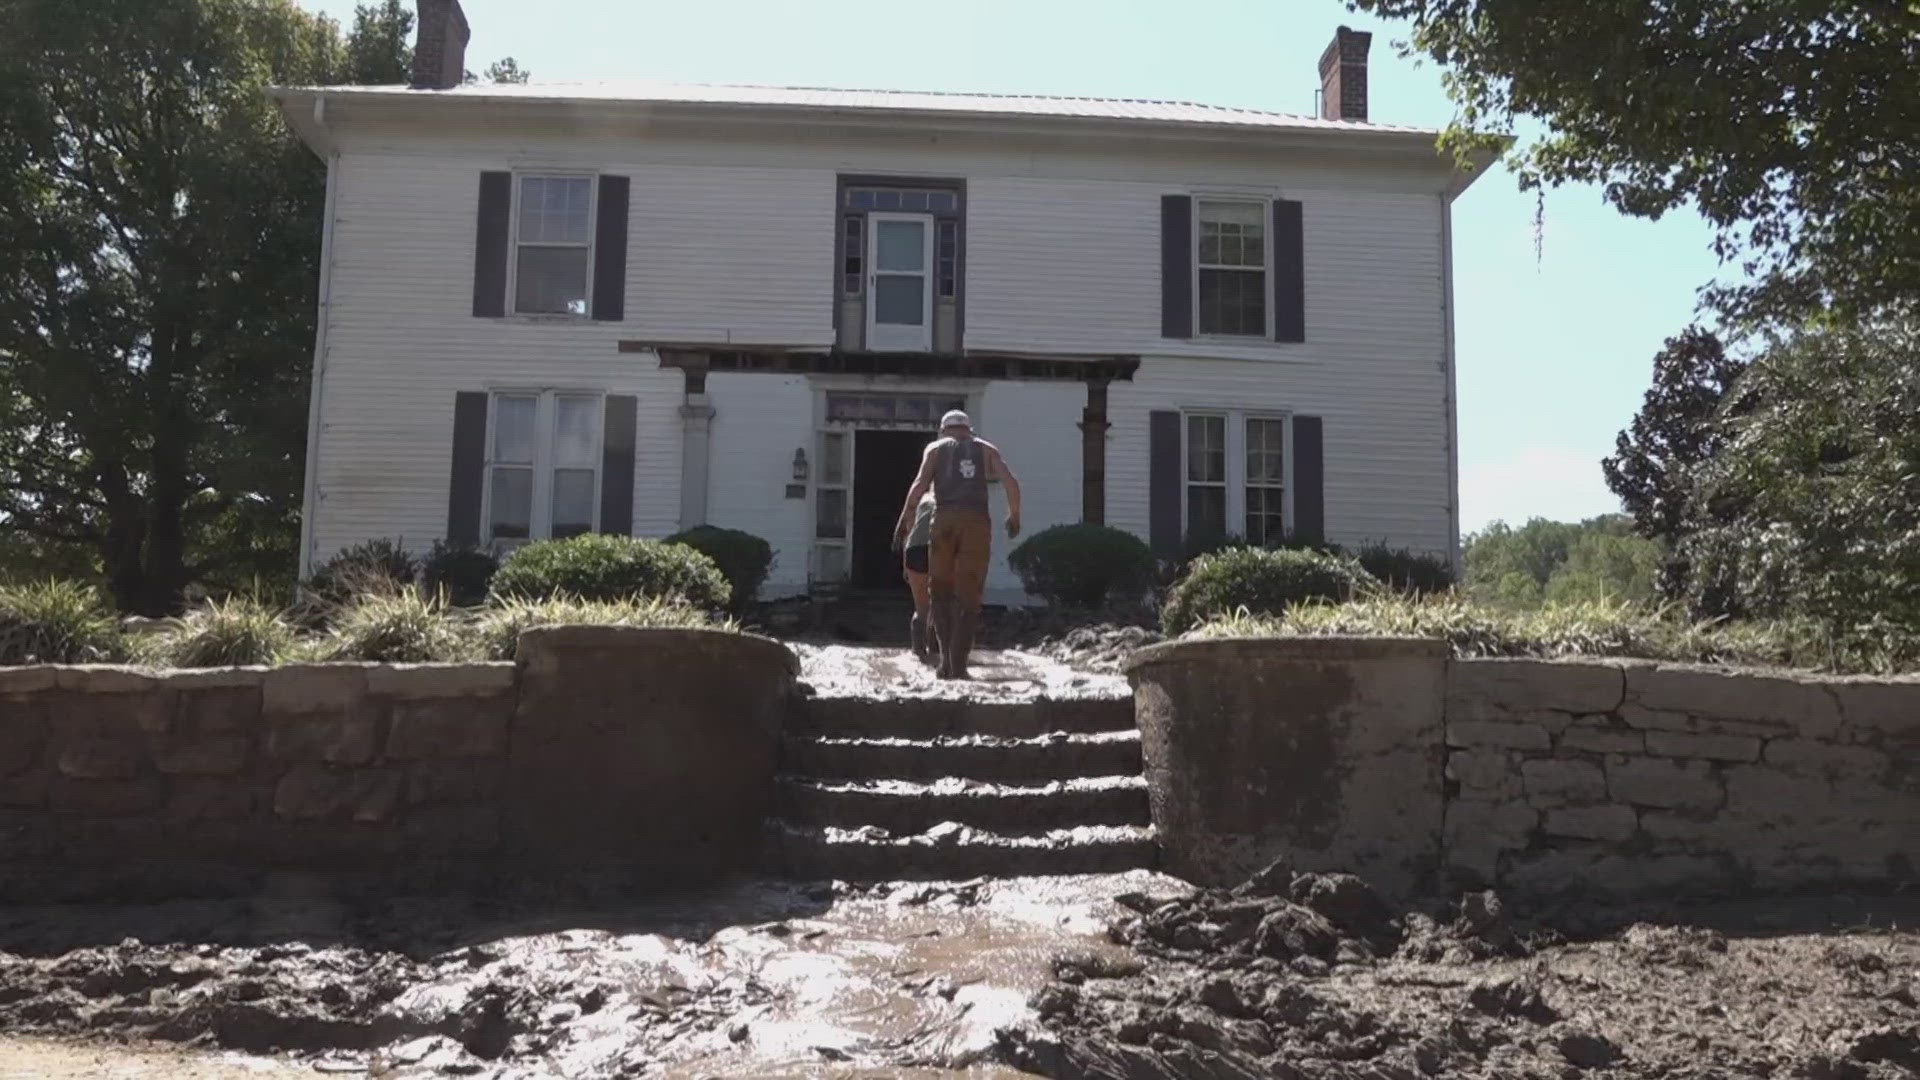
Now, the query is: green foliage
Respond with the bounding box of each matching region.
[1678,319,1920,639]
[491,534,731,609]
[1194,593,1913,674]
[665,526,773,611]
[304,539,419,611]
[470,595,731,662]
[1353,542,1454,596]
[1347,0,1920,323]
[1009,524,1157,607]
[480,57,530,84]
[142,596,297,667]
[0,580,126,665]
[323,587,469,662]
[421,541,497,607]
[1601,327,1747,598]
[1463,516,1659,607]
[344,0,411,83]
[1162,547,1369,635]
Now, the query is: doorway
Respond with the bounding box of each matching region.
[851,429,934,590]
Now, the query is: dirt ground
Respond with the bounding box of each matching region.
[1,871,1915,1079]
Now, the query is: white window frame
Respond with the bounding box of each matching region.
[1180,410,1294,545]
[1192,198,1272,339]
[507,173,597,319]
[482,389,605,550]
[864,212,935,352]
[1182,412,1229,542]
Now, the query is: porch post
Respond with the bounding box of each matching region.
[1079,377,1110,525]
[678,360,714,531]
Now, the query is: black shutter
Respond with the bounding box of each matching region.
[472,172,512,317]
[599,395,637,536]
[1292,415,1324,544]
[1273,198,1305,342]
[1160,195,1193,339]
[1149,410,1182,559]
[591,175,629,321]
[447,392,489,546]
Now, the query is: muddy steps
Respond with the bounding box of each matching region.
[771,688,1157,880]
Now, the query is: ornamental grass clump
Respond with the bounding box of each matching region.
[0,579,126,665]
[324,587,472,662]
[143,596,299,667]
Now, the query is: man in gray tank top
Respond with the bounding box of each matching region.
[892,410,1022,679]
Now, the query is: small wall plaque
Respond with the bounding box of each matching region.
[784,484,807,500]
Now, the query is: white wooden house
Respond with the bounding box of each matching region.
[271,1,1489,605]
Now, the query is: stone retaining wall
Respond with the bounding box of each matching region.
[1447,658,1920,897]
[0,627,797,900]
[1131,640,1920,900]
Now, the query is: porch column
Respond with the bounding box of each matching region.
[678,362,714,531]
[1080,377,1110,525]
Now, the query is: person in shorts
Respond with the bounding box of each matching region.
[892,411,1021,680]
[901,492,936,664]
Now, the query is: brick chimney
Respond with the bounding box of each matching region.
[1318,25,1373,122]
[410,0,470,90]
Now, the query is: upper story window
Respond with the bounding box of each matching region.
[486,390,602,544]
[513,176,594,316]
[1196,200,1267,336]
[837,181,964,353]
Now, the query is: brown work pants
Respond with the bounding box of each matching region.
[928,508,992,610]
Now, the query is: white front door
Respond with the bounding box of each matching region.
[866,213,933,351]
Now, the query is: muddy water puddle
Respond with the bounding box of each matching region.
[0,872,1181,1078]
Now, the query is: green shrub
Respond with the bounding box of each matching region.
[1161,547,1370,635]
[422,540,498,606]
[1009,524,1157,607]
[324,587,470,662]
[665,526,773,611]
[1191,592,1917,673]
[0,580,126,665]
[471,595,731,661]
[144,597,298,667]
[490,534,730,609]
[304,538,419,610]
[1354,542,1456,596]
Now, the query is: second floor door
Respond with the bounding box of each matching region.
[867,213,933,351]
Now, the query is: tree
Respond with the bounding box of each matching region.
[1601,327,1746,599]
[481,58,530,84]
[1463,515,1659,607]
[1345,1,1920,324]
[345,0,412,84]
[1678,319,1920,635]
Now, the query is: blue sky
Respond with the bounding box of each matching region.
[302,0,1730,535]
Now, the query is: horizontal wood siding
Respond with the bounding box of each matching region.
[309,123,1454,572]
[977,381,1084,600]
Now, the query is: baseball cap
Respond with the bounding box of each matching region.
[940,410,971,430]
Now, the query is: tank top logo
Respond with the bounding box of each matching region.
[958,458,977,479]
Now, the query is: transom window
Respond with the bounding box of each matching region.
[825,392,965,428]
[844,186,959,214]
[1184,411,1291,545]
[1196,200,1268,336]
[513,176,594,316]
[486,391,602,545]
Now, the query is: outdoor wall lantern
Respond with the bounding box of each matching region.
[792,448,809,482]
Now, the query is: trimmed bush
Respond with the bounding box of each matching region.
[666,526,774,611]
[144,597,297,667]
[471,595,731,661]
[489,533,731,609]
[1009,524,1157,607]
[1161,547,1370,635]
[304,538,418,609]
[0,580,126,665]
[422,540,498,606]
[1355,542,1455,596]
[324,588,470,662]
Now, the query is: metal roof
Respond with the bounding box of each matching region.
[293,79,1440,136]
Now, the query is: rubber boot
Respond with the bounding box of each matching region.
[909,612,932,665]
[947,606,978,680]
[930,599,958,679]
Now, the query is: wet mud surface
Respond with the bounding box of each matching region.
[1003,863,1920,1080]
[0,873,1173,1078]
[792,644,1130,701]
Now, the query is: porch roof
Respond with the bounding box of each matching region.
[620,342,1139,383]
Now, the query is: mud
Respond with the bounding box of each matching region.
[793,643,1130,701]
[1001,861,1920,1079]
[0,872,1179,1078]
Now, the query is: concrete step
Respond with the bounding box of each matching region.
[781,729,1144,785]
[766,820,1159,881]
[796,695,1135,739]
[776,775,1150,835]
